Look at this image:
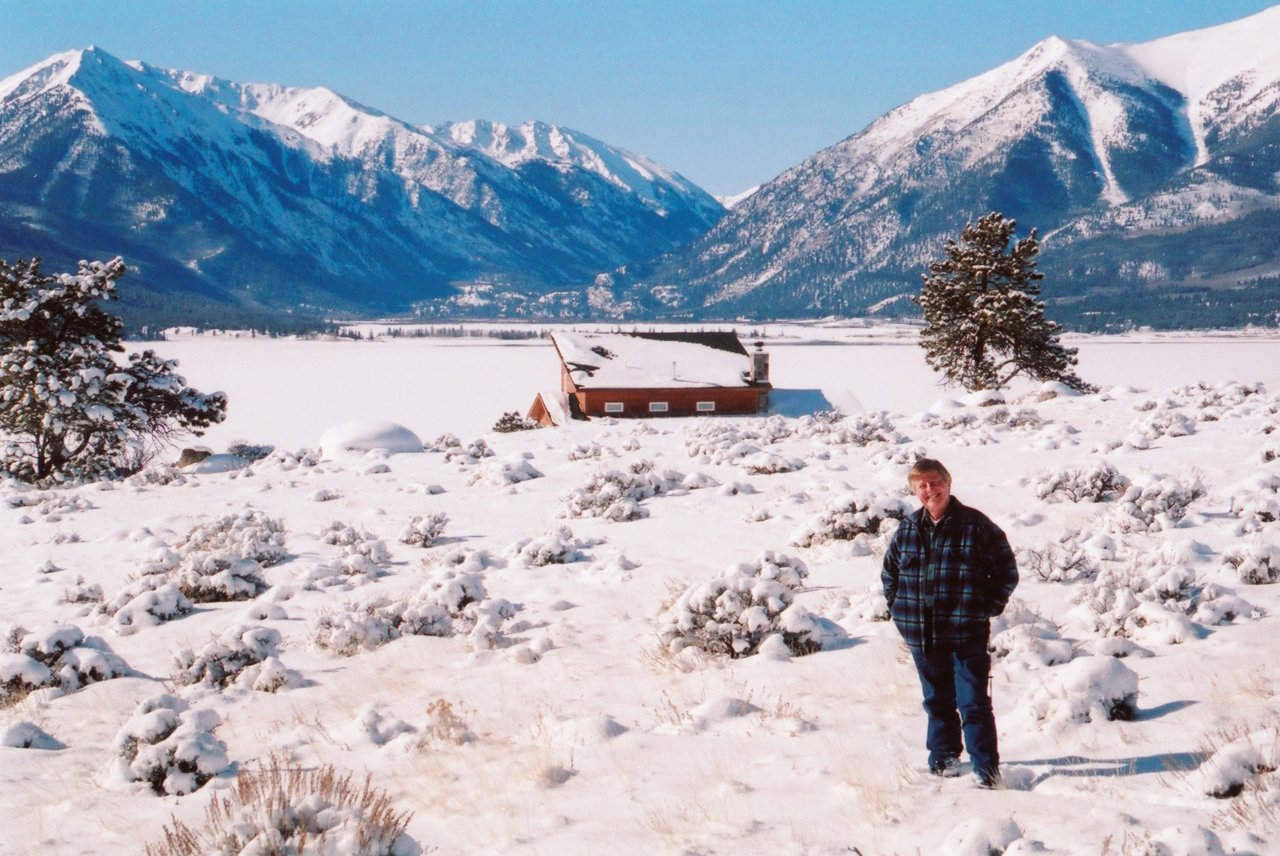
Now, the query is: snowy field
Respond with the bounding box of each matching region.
[3,322,1280,855]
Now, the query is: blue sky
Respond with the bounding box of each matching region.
[3,0,1277,197]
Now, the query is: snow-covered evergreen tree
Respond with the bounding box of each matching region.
[916,213,1095,393]
[0,256,227,482]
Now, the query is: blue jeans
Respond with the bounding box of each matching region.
[908,637,999,779]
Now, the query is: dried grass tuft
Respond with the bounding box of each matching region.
[145,755,413,856]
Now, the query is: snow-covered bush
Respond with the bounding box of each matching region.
[399,512,450,547]
[1106,473,1206,533]
[125,465,188,487]
[467,453,543,487]
[566,442,605,461]
[1071,542,1256,642]
[443,437,493,464]
[311,600,421,656]
[796,410,905,447]
[919,410,978,432]
[249,448,320,472]
[1186,724,1280,799]
[1019,532,1101,583]
[790,490,909,549]
[740,451,805,475]
[682,417,796,463]
[658,552,843,659]
[989,601,1075,669]
[174,554,269,603]
[425,432,460,453]
[61,576,105,605]
[820,587,891,624]
[1191,583,1262,626]
[172,624,283,689]
[31,493,96,521]
[426,546,504,575]
[1017,656,1139,729]
[681,471,720,490]
[1223,542,1280,584]
[226,441,274,462]
[139,546,184,575]
[305,522,392,588]
[1229,472,1280,530]
[312,568,516,655]
[175,510,288,566]
[321,521,392,565]
[985,406,1048,430]
[935,818,1025,856]
[1032,460,1129,503]
[559,463,683,522]
[2,489,53,509]
[143,757,417,856]
[111,693,229,796]
[1,721,64,750]
[98,578,194,634]
[509,525,589,566]
[868,443,931,468]
[1130,407,1197,441]
[492,410,539,432]
[1,623,128,705]
[1178,381,1265,418]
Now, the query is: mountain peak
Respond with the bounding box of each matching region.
[0,48,84,103]
[432,118,718,214]
[1124,4,1280,102]
[0,46,149,133]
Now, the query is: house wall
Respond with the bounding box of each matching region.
[561,364,578,394]
[575,387,768,418]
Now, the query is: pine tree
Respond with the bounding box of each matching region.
[916,212,1095,393]
[0,255,227,483]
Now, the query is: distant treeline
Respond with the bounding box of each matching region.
[1048,279,1280,332]
[354,324,774,340]
[370,326,549,339]
[118,293,341,340]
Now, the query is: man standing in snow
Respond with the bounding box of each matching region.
[881,458,1018,788]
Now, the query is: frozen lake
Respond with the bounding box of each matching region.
[140,325,1280,451]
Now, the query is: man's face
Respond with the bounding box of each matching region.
[912,470,951,520]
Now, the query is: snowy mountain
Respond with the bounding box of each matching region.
[0,48,723,328]
[609,6,1280,329]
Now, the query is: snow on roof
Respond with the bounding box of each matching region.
[550,332,756,389]
[532,390,571,426]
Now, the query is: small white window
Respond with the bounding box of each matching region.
[604,402,624,413]
[696,401,716,412]
[648,401,669,413]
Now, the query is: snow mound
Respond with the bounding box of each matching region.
[319,421,424,458]
[1016,656,1139,731]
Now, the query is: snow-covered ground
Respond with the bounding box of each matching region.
[3,323,1280,855]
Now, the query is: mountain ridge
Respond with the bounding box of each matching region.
[5,7,1280,331]
[0,46,724,328]
[598,6,1280,329]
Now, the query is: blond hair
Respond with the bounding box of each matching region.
[907,458,951,489]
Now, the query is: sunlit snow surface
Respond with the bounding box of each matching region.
[2,321,1279,855]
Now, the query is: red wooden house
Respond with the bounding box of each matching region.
[528,331,771,426]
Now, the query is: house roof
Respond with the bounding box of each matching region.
[550,331,759,389]
[528,390,587,425]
